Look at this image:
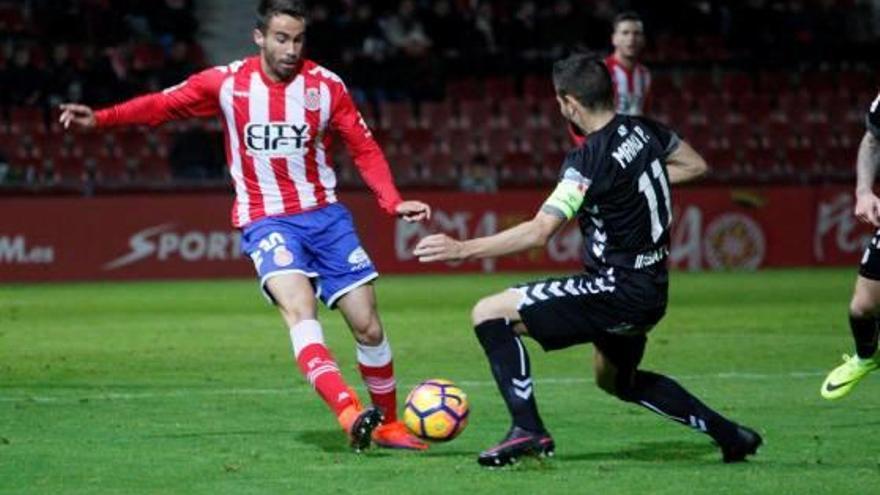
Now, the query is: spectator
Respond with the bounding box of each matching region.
[149,0,199,43]
[5,47,45,108]
[157,41,198,89]
[460,154,498,193]
[45,45,80,107]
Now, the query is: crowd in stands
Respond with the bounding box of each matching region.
[0,0,878,194]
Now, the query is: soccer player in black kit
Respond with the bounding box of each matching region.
[414,53,763,467]
[821,92,880,399]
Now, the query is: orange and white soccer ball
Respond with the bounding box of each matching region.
[403,379,470,441]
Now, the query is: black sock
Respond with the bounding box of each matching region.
[618,370,739,445]
[474,319,545,433]
[850,315,879,359]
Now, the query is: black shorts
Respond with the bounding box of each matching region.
[859,229,880,281]
[514,268,667,371]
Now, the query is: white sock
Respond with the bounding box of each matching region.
[290,319,325,358]
[356,335,392,367]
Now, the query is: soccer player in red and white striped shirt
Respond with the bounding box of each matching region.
[569,12,651,146]
[60,0,430,452]
[606,11,651,117]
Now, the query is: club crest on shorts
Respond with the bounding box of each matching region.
[348,247,372,271]
[304,87,321,112]
[273,245,294,267]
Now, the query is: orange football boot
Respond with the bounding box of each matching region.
[373,421,429,451]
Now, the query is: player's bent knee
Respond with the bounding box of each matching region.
[351,318,384,346]
[471,296,505,326]
[850,298,880,318]
[849,295,879,318]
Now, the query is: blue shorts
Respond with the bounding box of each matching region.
[240,203,378,309]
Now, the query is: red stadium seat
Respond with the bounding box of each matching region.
[114,129,149,156]
[523,75,555,100]
[650,73,677,97]
[496,98,530,129]
[424,150,458,186]
[379,101,416,130]
[799,71,836,95]
[737,94,772,122]
[499,150,537,185]
[13,143,43,170]
[695,93,725,123]
[8,107,46,135]
[446,78,483,101]
[756,72,790,94]
[705,148,736,173]
[766,119,794,148]
[457,100,493,129]
[527,127,557,156]
[486,127,511,155]
[837,70,874,96]
[138,158,172,183]
[444,127,473,153]
[721,72,754,98]
[724,121,751,148]
[484,77,516,101]
[419,101,453,129]
[681,72,715,97]
[402,127,433,151]
[785,147,816,171]
[681,124,712,152]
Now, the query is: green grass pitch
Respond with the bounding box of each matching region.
[2,269,879,494]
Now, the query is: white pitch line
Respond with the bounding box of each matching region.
[0,370,824,405]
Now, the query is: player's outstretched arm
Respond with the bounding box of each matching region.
[666,140,708,184]
[414,211,564,263]
[59,68,223,130]
[854,131,880,227]
[58,104,97,130]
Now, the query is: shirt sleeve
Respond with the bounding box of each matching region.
[641,118,681,159]
[330,82,403,215]
[867,92,880,139]
[94,67,224,128]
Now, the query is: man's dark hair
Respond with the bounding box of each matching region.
[552,52,614,111]
[257,0,308,32]
[612,11,642,31]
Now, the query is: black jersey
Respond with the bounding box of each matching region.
[868,92,880,138]
[557,115,681,278]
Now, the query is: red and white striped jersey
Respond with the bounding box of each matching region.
[605,54,652,116]
[94,56,402,228]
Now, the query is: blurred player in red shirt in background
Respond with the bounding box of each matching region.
[570,11,651,146]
